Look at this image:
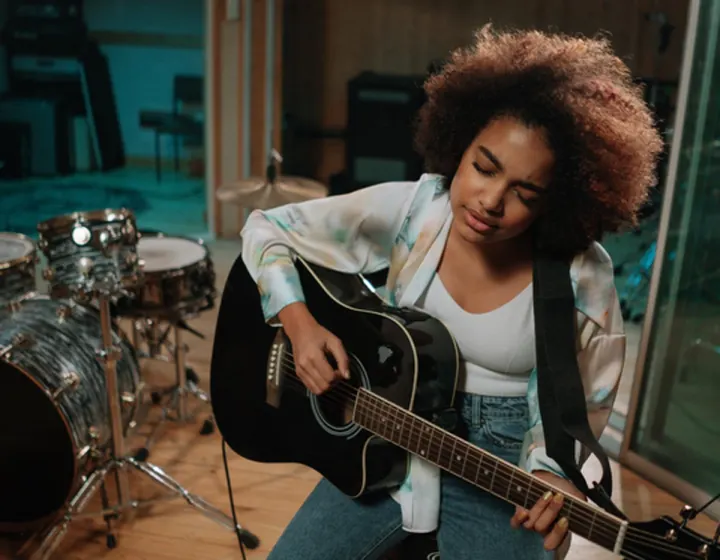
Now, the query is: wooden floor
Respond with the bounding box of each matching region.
[1,239,716,559]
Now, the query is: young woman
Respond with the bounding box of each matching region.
[240,25,663,560]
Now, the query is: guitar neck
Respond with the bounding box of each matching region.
[353,388,626,553]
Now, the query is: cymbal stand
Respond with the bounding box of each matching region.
[30,292,258,559]
[130,317,214,462]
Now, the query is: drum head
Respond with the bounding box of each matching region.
[0,360,75,525]
[138,236,207,272]
[0,233,34,267]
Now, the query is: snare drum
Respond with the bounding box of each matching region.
[0,232,38,305]
[37,209,141,299]
[116,232,216,319]
[0,295,141,531]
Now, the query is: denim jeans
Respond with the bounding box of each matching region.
[267,394,552,560]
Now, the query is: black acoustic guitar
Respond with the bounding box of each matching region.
[210,254,719,560]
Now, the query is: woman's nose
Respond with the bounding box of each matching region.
[477,183,505,215]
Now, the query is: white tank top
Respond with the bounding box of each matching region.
[416,273,535,396]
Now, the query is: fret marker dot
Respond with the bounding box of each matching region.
[424,426,429,432]
[455,455,461,461]
[484,470,489,476]
[395,425,400,430]
[420,450,425,455]
[517,485,522,493]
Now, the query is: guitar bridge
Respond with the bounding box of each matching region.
[266,329,287,408]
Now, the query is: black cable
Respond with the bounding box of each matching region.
[222,438,248,560]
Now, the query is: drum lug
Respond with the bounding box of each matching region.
[96,346,123,363]
[51,371,80,401]
[42,267,56,281]
[56,305,73,322]
[0,333,35,359]
[77,257,95,277]
[122,223,137,244]
[121,391,136,406]
[125,252,138,267]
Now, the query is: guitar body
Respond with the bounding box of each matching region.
[211,254,720,559]
[210,255,459,497]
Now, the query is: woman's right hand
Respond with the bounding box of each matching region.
[279,303,350,395]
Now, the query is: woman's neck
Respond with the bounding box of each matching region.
[448,223,534,280]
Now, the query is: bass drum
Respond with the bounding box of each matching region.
[0,295,141,532]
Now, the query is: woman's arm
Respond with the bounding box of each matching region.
[240,178,424,325]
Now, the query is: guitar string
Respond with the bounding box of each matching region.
[276,369,703,559]
[274,357,704,559]
[275,353,626,538]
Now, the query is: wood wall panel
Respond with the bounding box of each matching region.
[282,0,690,185]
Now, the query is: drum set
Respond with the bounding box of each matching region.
[0,209,257,558]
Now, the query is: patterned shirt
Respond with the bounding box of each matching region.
[240,173,625,535]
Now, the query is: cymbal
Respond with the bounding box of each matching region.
[217,176,328,210]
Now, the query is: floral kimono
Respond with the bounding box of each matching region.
[239,173,625,535]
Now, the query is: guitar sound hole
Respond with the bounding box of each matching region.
[316,379,356,427]
[310,356,368,438]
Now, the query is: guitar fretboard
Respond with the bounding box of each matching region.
[352,388,623,552]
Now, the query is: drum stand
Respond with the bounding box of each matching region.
[130,317,215,461]
[29,293,259,559]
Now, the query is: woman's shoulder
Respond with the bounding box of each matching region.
[570,241,618,329]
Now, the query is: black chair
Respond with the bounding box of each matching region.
[139,75,204,182]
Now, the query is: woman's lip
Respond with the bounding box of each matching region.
[464,207,498,233]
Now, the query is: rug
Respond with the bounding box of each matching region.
[0,183,150,237]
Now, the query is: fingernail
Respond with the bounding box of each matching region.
[518,510,528,521]
[553,493,564,504]
[558,517,569,529]
[542,490,552,501]
[343,370,350,379]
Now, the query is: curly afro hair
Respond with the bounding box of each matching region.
[414,25,665,257]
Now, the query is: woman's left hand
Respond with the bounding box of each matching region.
[510,471,586,551]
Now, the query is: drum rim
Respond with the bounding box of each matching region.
[0,354,80,520]
[0,232,37,271]
[37,208,136,235]
[137,230,211,277]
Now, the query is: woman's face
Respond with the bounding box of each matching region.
[449,116,555,247]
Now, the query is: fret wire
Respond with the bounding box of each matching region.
[422,423,433,459]
[588,511,597,541]
[449,437,457,471]
[437,431,445,466]
[410,416,419,453]
[490,458,499,492]
[397,399,407,447]
[377,398,388,440]
[525,478,533,509]
[506,468,515,500]
[461,441,471,478]
[355,394,622,547]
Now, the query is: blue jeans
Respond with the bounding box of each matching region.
[268,394,552,559]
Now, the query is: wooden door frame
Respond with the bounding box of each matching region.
[205,0,284,239]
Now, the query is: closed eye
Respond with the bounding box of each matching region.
[472,162,496,177]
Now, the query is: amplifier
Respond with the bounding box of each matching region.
[346,72,427,187]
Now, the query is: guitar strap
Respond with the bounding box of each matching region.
[533,249,628,520]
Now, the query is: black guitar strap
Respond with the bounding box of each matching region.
[533,250,627,520]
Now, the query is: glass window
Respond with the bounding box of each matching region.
[630,0,720,494]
